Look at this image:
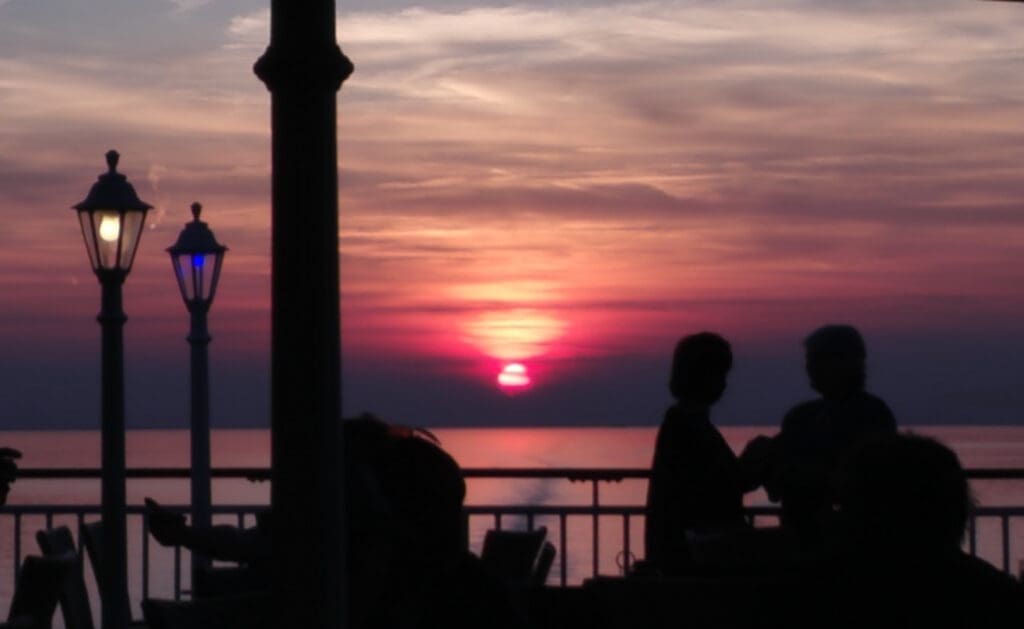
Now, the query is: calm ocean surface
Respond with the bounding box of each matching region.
[0,425,1021,615]
[2,425,1023,504]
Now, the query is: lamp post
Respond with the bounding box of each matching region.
[167,202,227,587]
[73,150,151,629]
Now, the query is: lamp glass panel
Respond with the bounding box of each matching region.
[91,210,122,270]
[171,254,191,303]
[77,211,100,271]
[118,210,146,270]
[207,252,224,304]
[191,254,207,301]
[193,252,222,302]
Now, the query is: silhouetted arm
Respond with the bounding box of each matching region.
[177,524,268,563]
[737,435,774,492]
[147,498,269,563]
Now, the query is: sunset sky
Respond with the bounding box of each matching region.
[1,0,1022,430]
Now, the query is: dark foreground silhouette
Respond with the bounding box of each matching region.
[626,326,1022,628]
[127,330,1024,628]
[644,332,766,576]
[611,433,1024,629]
[146,415,525,629]
[761,324,898,547]
[815,432,1024,628]
[0,447,20,506]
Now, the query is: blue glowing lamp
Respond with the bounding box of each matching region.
[167,202,227,310]
[73,150,152,275]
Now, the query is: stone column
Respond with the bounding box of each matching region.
[255,3,353,627]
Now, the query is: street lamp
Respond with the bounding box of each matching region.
[73,150,151,629]
[167,202,226,585]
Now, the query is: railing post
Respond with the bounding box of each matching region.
[1002,515,1010,573]
[173,545,182,601]
[559,514,568,587]
[13,514,20,586]
[622,515,631,574]
[142,510,150,602]
[592,480,600,577]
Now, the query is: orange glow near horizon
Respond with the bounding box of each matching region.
[462,308,567,361]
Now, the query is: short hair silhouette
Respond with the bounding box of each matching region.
[371,425,466,555]
[803,324,867,396]
[669,332,733,404]
[832,432,971,554]
[804,324,866,358]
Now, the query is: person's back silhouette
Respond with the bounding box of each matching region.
[822,433,1024,627]
[764,325,896,547]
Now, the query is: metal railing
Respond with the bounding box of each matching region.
[2,466,1022,605]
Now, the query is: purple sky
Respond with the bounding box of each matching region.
[1,0,1023,429]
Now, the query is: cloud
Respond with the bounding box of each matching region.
[167,0,210,13]
[3,1,1024,426]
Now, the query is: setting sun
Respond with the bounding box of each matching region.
[497,363,531,390]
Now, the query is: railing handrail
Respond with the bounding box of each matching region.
[3,468,1024,593]
[13,466,1024,481]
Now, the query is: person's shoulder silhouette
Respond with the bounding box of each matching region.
[767,325,897,543]
[824,432,1024,627]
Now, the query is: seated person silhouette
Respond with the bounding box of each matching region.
[762,324,896,548]
[644,332,763,576]
[147,414,524,629]
[822,433,1024,627]
[0,447,20,506]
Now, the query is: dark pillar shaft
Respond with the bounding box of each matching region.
[98,273,129,629]
[188,307,212,581]
[255,2,353,628]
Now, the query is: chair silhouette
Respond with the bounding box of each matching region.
[80,521,145,627]
[480,526,555,587]
[1,554,72,629]
[533,541,557,586]
[36,526,94,629]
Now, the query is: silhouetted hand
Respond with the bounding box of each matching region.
[739,436,775,486]
[0,447,22,506]
[146,498,188,547]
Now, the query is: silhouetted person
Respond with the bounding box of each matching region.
[763,325,896,547]
[644,332,763,575]
[356,425,526,629]
[0,447,20,506]
[821,433,1024,627]
[147,415,523,629]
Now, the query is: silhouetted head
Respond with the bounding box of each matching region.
[669,332,732,407]
[375,427,466,557]
[832,433,972,556]
[343,414,467,621]
[803,325,866,399]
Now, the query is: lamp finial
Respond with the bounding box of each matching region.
[105,150,120,173]
[191,202,202,221]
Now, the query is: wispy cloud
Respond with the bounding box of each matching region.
[167,0,211,14]
[2,1,1024,422]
